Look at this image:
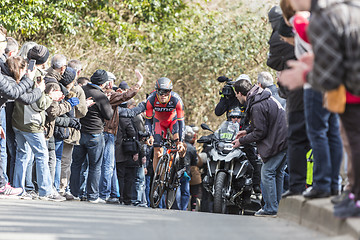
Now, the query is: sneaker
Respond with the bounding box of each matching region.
[254,209,277,218]
[331,190,350,205]
[106,197,120,204]
[27,190,39,200]
[0,183,23,196]
[39,193,66,202]
[63,192,75,201]
[88,198,106,204]
[334,200,360,218]
[19,191,33,200]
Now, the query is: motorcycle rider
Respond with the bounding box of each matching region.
[220,97,261,194]
[145,77,186,174]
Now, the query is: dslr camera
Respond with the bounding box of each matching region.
[217,76,235,98]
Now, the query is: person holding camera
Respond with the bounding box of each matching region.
[215,74,261,194]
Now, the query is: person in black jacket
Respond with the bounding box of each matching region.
[267,6,310,199]
[232,80,287,217]
[115,100,140,205]
[70,70,113,203]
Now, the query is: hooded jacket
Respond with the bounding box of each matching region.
[239,86,287,162]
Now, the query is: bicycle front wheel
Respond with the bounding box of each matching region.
[150,155,167,208]
[165,154,179,209]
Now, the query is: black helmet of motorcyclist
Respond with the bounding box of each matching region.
[228,107,244,119]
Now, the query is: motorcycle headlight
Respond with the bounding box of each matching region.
[217,142,225,153]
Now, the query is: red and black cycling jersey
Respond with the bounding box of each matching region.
[145,91,185,142]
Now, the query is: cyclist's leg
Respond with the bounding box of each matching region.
[152,120,166,172]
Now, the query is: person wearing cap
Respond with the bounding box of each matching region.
[69,69,114,203]
[100,70,144,203]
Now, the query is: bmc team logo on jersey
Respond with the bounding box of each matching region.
[154,107,173,112]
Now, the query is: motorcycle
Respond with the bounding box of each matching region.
[198,121,258,214]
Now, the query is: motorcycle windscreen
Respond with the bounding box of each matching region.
[215,121,240,142]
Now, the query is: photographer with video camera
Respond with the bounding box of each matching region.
[215,74,261,194]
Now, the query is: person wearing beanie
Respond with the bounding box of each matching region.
[59,67,77,88]
[70,69,114,203]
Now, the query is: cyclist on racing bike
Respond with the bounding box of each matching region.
[145,77,186,173]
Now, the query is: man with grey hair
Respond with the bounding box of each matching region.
[67,59,82,80]
[257,72,286,108]
[45,54,67,83]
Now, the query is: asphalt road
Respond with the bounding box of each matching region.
[0,197,334,240]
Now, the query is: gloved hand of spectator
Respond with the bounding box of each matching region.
[68,118,81,130]
[67,97,80,107]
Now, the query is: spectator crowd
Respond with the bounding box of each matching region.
[1,0,360,220]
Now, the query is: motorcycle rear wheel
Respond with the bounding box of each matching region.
[213,171,228,214]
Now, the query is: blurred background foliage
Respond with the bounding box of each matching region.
[1,0,277,130]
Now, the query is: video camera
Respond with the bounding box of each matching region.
[217,76,235,98]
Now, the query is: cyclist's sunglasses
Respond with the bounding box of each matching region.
[157,89,171,96]
[230,116,241,119]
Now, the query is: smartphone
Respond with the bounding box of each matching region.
[28,59,36,71]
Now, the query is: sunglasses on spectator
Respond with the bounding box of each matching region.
[157,89,171,96]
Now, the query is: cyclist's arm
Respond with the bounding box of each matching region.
[144,99,154,135]
[175,100,185,142]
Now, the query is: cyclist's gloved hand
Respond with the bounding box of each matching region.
[183,171,191,181]
[67,97,80,107]
[146,135,154,146]
[176,141,186,155]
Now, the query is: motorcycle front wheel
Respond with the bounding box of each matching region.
[213,171,228,214]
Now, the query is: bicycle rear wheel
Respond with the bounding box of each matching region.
[165,154,179,209]
[150,155,167,208]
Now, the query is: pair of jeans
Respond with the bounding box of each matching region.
[0,108,8,184]
[304,89,343,193]
[99,132,115,200]
[132,165,147,205]
[145,175,151,207]
[54,138,64,191]
[286,110,311,193]
[173,176,190,211]
[13,127,52,196]
[261,149,287,214]
[70,132,104,201]
[79,157,89,198]
[109,166,120,198]
[24,154,35,192]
